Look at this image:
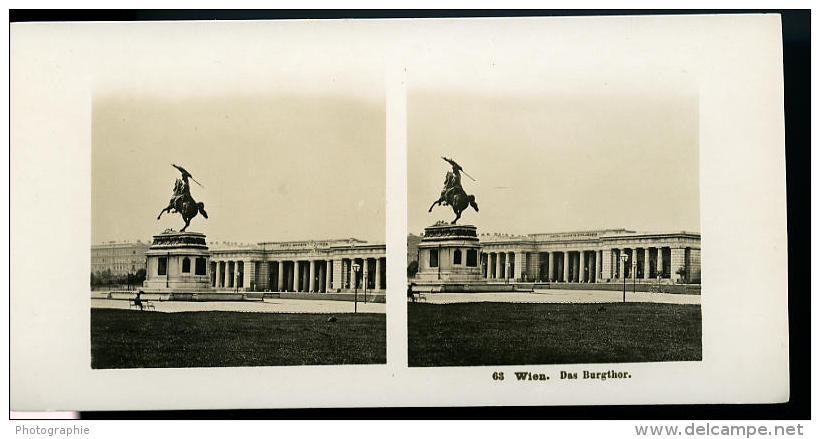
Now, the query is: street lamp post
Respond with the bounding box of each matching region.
[352,262,361,313]
[620,254,629,303]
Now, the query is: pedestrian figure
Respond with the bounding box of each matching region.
[134,289,144,311]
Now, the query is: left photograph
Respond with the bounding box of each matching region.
[91,87,385,368]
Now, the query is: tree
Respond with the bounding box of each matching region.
[407,260,419,278]
[675,266,687,283]
[135,268,146,285]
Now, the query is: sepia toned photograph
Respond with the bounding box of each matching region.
[89,33,387,369]
[11,13,794,413]
[406,58,702,367]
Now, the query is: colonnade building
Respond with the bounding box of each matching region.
[208,238,386,293]
[477,229,700,284]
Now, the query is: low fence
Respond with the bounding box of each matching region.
[98,290,385,303]
[526,281,701,295]
[265,292,386,303]
[407,281,700,295]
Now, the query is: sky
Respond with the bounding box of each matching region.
[92,93,385,244]
[81,20,390,245]
[408,90,699,236]
[82,17,705,243]
[401,17,705,236]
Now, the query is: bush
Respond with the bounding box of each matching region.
[675,266,687,283]
[407,261,419,278]
[90,268,146,288]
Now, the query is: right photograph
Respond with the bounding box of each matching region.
[407,88,702,367]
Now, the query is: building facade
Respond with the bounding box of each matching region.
[478,229,700,284]
[208,238,386,293]
[411,228,701,285]
[90,241,150,275]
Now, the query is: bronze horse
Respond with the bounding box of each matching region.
[157,193,208,232]
[428,187,479,224]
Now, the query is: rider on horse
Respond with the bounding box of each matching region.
[428,157,479,224]
[170,164,193,211]
[157,164,208,232]
[440,157,464,205]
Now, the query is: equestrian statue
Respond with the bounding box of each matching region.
[157,164,208,232]
[428,157,479,224]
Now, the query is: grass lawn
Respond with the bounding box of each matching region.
[408,302,701,367]
[91,309,385,369]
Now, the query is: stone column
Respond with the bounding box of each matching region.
[494,253,502,279]
[486,253,493,279]
[375,257,382,290]
[308,259,316,292]
[504,252,513,279]
[564,252,571,282]
[643,248,651,279]
[562,251,569,282]
[292,260,300,292]
[325,259,336,293]
[363,258,370,290]
[671,247,686,283]
[596,250,603,282]
[515,252,525,281]
[579,251,586,283]
[655,249,663,279]
[244,260,256,291]
[350,259,356,289]
[338,260,345,289]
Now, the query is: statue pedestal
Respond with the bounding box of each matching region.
[415,223,484,283]
[143,230,212,292]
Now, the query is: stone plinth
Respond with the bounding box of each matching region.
[143,230,212,292]
[415,223,484,283]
